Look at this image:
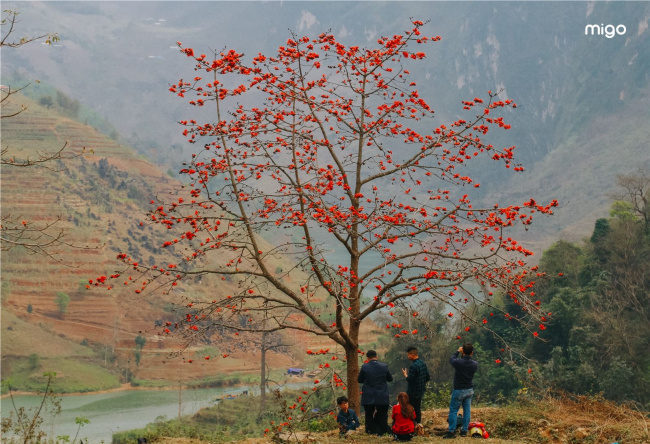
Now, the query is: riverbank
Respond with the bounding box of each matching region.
[4,384,648,444]
[1,385,254,443]
[0,380,261,399]
[2,380,317,443]
[1,372,314,399]
[0,382,134,399]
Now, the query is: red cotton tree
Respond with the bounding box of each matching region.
[96,20,557,411]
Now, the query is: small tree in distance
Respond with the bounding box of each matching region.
[134,334,147,350]
[95,20,557,411]
[55,291,69,315]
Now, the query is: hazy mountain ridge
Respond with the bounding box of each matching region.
[5,2,647,166]
[496,87,650,252]
[4,2,648,224]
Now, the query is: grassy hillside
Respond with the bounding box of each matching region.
[1,309,120,393]
[1,95,179,390]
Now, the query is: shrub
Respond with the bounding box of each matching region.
[55,292,70,314]
[28,353,40,370]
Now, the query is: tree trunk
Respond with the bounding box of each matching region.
[344,343,361,412]
[259,331,267,418]
[178,380,182,422]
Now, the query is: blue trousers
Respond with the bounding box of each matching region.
[447,388,473,432]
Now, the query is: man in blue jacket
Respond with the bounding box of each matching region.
[358,349,393,435]
[336,396,360,435]
[444,343,478,439]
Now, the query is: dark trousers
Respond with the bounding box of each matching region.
[363,404,389,435]
[410,396,423,424]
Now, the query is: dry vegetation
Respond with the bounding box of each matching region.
[149,395,648,443]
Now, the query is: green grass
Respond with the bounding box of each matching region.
[4,357,120,393]
[185,373,247,389]
[1,310,95,359]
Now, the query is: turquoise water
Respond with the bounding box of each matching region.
[1,386,247,443]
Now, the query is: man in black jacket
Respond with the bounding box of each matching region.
[444,343,478,439]
[358,349,393,435]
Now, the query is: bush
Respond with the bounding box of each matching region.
[28,354,39,370]
[308,415,337,433]
[423,382,452,409]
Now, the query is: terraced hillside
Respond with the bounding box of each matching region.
[1,96,355,391]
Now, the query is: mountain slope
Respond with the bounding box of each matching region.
[495,88,650,252]
[0,96,309,390]
[1,95,185,389]
[1,96,381,390]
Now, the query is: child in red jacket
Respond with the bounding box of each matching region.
[391,392,416,441]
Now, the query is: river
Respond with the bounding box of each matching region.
[1,385,258,443]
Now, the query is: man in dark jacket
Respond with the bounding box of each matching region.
[444,343,478,439]
[358,349,393,435]
[402,346,430,425]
